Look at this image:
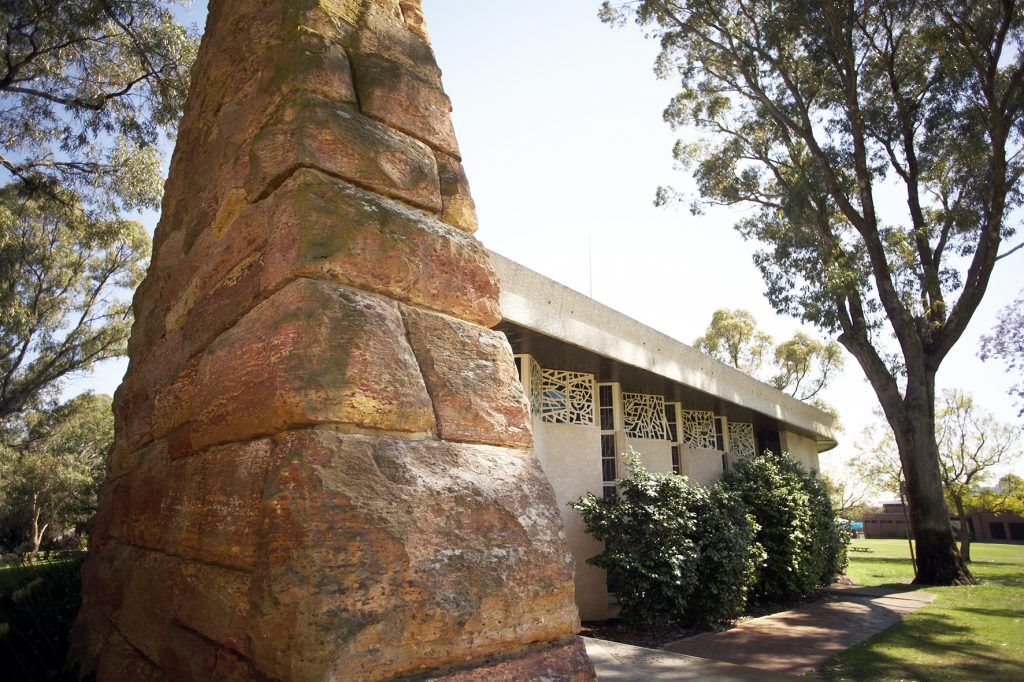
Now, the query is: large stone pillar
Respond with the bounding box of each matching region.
[72,2,594,679]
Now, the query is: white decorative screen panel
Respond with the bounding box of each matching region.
[728,422,756,459]
[540,369,595,425]
[681,409,717,450]
[622,393,669,440]
[527,355,543,416]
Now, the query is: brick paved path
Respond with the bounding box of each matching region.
[661,586,936,677]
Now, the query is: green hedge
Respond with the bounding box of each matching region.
[572,454,761,627]
[574,450,848,626]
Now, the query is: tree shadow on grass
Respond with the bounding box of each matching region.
[819,610,1024,681]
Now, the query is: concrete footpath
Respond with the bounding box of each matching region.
[588,585,936,679]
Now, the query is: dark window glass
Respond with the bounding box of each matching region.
[671,445,680,475]
[991,522,1008,540]
[599,385,615,430]
[1008,523,1024,541]
[601,434,616,482]
[603,485,618,502]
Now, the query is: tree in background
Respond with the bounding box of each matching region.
[0,185,149,419]
[979,292,1024,416]
[771,332,844,402]
[854,393,1021,561]
[0,1,196,417]
[694,309,843,410]
[0,0,198,213]
[821,472,869,520]
[966,474,1024,517]
[0,393,113,559]
[603,0,1024,584]
[694,308,774,375]
[935,390,1021,561]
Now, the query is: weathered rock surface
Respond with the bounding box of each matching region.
[73,0,591,679]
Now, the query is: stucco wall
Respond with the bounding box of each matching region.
[625,438,673,476]
[531,419,608,620]
[680,447,725,488]
[780,430,820,472]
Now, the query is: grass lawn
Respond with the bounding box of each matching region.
[819,539,1024,681]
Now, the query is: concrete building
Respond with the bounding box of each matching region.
[491,253,839,620]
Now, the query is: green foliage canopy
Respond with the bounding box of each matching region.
[694,308,773,374]
[0,392,113,554]
[0,0,199,213]
[694,308,844,404]
[0,184,149,419]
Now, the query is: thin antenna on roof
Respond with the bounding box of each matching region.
[588,233,593,298]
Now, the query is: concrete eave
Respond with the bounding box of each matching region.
[490,252,838,452]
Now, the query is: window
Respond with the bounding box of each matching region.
[671,445,681,475]
[727,422,756,459]
[598,383,620,500]
[714,416,728,451]
[601,433,617,501]
[665,403,679,443]
[540,369,594,425]
[513,354,544,416]
[622,392,669,439]
[681,409,717,450]
[599,384,615,430]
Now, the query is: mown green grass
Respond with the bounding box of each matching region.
[819,539,1024,681]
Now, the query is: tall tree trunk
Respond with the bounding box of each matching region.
[953,496,972,563]
[891,379,975,584]
[29,493,46,563]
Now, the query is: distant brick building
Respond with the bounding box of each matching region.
[864,503,1024,544]
[863,502,911,539]
[967,512,1024,543]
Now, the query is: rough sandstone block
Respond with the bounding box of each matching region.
[249,430,578,681]
[259,26,357,106]
[401,305,532,448]
[436,152,479,233]
[246,93,441,211]
[95,630,165,682]
[115,549,252,663]
[109,439,277,570]
[261,169,500,326]
[352,52,459,157]
[435,638,596,681]
[354,0,442,86]
[190,278,435,449]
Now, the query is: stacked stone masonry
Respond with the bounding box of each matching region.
[73,1,593,680]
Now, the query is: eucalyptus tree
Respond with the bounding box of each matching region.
[0,0,198,213]
[0,184,149,419]
[979,291,1024,416]
[603,0,1024,583]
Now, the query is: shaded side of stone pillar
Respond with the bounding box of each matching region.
[72,1,594,679]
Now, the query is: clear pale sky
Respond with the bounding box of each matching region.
[65,0,1024,485]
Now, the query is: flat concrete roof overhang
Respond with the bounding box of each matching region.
[490,252,838,453]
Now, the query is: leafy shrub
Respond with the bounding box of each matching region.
[572,453,761,627]
[721,450,848,602]
[0,554,85,681]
